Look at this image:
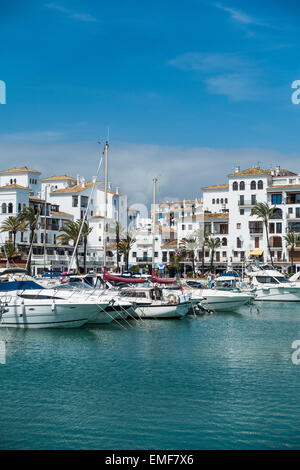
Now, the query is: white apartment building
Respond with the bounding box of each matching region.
[0,167,128,274]
[202,165,300,272]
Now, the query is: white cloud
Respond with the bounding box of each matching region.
[44,3,98,23]
[213,2,272,28]
[169,52,261,101]
[0,138,297,206]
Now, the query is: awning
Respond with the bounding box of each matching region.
[249,249,264,256]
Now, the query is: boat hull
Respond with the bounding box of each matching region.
[254,287,300,302]
[0,302,97,329]
[135,301,190,319]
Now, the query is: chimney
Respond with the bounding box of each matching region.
[115,186,119,195]
[77,174,80,185]
[275,165,280,176]
[234,166,240,173]
[81,177,86,188]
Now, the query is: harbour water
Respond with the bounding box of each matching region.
[1,303,300,450]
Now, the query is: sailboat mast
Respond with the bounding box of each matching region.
[103,141,109,269]
[152,177,158,271]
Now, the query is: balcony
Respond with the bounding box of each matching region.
[136,257,152,263]
[238,200,256,207]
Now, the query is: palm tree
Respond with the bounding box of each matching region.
[207,237,221,272]
[119,231,136,271]
[56,220,82,273]
[81,221,93,273]
[113,221,125,272]
[284,232,299,273]
[251,202,276,267]
[183,237,197,277]
[169,249,183,276]
[0,242,24,263]
[194,226,210,275]
[0,215,26,249]
[19,206,40,275]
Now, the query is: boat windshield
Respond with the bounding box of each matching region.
[255,276,289,284]
[274,276,290,284]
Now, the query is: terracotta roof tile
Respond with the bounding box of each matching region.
[51,181,101,193]
[0,184,29,191]
[41,175,76,181]
[0,167,41,174]
[202,184,229,190]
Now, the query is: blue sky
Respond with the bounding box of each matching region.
[1,0,300,204]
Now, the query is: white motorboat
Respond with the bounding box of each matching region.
[246,264,300,301]
[0,280,104,328]
[180,279,251,312]
[118,286,190,318]
[38,274,137,323]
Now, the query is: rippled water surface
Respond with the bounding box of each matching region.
[1,303,300,449]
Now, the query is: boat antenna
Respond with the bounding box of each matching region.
[152,177,158,273]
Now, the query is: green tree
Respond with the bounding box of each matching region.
[207,237,221,272]
[183,237,197,277]
[112,221,125,272]
[81,221,93,273]
[193,226,210,275]
[19,206,40,275]
[0,242,24,262]
[284,232,299,273]
[0,215,26,249]
[119,231,136,271]
[57,220,82,273]
[251,202,276,267]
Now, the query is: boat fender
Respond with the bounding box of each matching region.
[167,294,177,305]
[51,300,55,312]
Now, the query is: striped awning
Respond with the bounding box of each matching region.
[249,249,264,256]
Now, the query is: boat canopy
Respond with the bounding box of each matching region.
[151,269,176,284]
[103,267,145,284]
[0,280,44,291]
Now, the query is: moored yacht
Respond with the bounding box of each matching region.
[118,286,190,318]
[0,279,104,328]
[246,265,300,301]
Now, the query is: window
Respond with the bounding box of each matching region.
[72,196,78,207]
[270,208,283,219]
[237,238,242,248]
[132,252,137,258]
[276,223,282,234]
[162,252,167,262]
[212,199,215,204]
[216,199,219,204]
[240,209,244,215]
[239,181,245,190]
[237,223,241,229]
[251,194,256,205]
[222,251,227,257]
[250,181,256,190]
[8,203,13,213]
[258,180,263,190]
[225,198,228,204]
[234,251,238,257]
[232,182,238,191]
[271,194,282,205]
[154,252,158,258]
[239,195,244,206]
[289,208,293,214]
[182,224,185,230]
[221,198,223,204]
[296,208,300,218]
[222,237,227,246]
[18,203,21,212]
[2,203,6,214]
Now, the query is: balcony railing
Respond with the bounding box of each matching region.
[136,257,152,262]
[238,200,256,207]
